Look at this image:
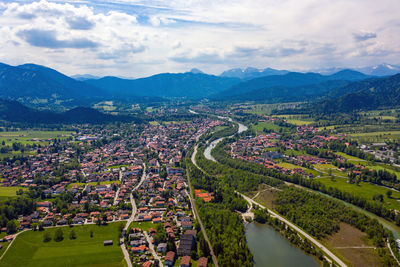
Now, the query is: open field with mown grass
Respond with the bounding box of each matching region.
[0,186,25,201]
[275,115,315,126]
[0,131,73,146]
[0,232,11,257]
[0,222,126,267]
[252,121,281,132]
[318,177,400,211]
[347,131,400,142]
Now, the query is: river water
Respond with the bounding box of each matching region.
[203,120,248,162]
[246,223,319,267]
[202,116,320,266]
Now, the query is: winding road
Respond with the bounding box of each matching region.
[188,145,219,267]
[120,163,147,267]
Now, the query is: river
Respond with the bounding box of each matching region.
[203,118,248,162]
[246,222,319,267]
[200,115,322,266]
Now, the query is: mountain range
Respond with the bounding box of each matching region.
[0,99,138,124]
[0,61,400,118]
[0,63,105,110]
[212,69,369,101]
[316,74,400,113]
[84,72,239,99]
[220,67,289,80]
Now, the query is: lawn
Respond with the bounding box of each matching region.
[318,177,400,211]
[0,232,11,257]
[335,152,365,162]
[313,164,346,177]
[0,186,25,197]
[0,186,25,201]
[0,222,126,267]
[128,221,155,232]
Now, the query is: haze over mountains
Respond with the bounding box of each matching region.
[0,99,136,124]
[0,61,400,123]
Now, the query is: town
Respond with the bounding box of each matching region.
[0,118,228,267]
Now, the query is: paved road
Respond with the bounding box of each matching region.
[144,231,163,267]
[121,164,147,267]
[188,145,219,267]
[238,192,347,267]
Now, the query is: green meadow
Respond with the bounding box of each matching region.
[0,222,126,267]
[0,131,73,146]
[0,186,25,202]
[318,177,400,211]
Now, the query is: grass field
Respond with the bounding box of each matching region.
[313,164,346,177]
[0,222,126,267]
[0,131,73,146]
[318,177,400,211]
[0,186,25,197]
[251,121,281,132]
[348,131,400,142]
[335,152,365,162]
[368,116,397,120]
[128,221,155,232]
[277,162,304,169]
[274,115,315,126]
[66,181,121,189]
[0,186,25,201]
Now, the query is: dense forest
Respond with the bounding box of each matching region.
[209,140,400,225]
[188,126,400,264]
[186,161,253,265]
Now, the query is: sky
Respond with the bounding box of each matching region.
[0,0,399,77]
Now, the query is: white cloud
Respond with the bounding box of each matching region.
[0,0,399,77]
